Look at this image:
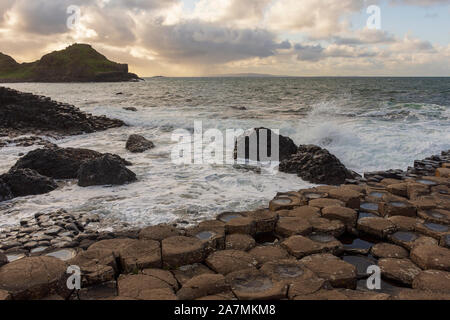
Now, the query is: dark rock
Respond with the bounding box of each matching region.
[0,86,124,136]
[0,178,13,201]
[77,154,137,187]
[0,252,7,267]
[12,147,131,179]
[126,134,155,153]
[123,107,137,112]
[234,127,297,162]
[0,169,57,198]
[279,145,356,185]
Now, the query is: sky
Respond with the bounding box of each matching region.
[0,0,449,76]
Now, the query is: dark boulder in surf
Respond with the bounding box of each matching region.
[126,134,155,153]
[11,147,131,180]
[77,154,137,187]
[0,178,13,202]
[280,145,356,185]
[1,169,57,198]
[234,128,298,162]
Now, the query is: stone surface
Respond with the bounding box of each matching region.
[139,224,181,241]
[370,243,409,259]
[0,168,57,198]
[378,258,421,286]
[206,250,258,275]
[322,206,358,229]
[69,249,117,286]
[0,256,67,300]
[300,254,357,289]
[279,144,356,185]
[378,200,416,217]
[410,244,450,271]
[277,206,320,220]
[0,289,11,300]
[260,259,317,287]
[387,216,419,231]
[327,187,361,209]
[225,234,256,251]
[162,236,206,269]
[225,217,256,235]
[392,289,450,300]
[412,270,450,292]
[243,209,278,233]
[11,147,130,179]
[0,252,7,267]
[177,274,229,300]
[357,217,397,238]
[118,240,161,273]
[78,154,137,187]
[281,235,323,258]
[126,134,155,153]
[117,274,177,300]
[275,217,311,237]
[309,217,345,236]
[309,198,345,209]
[234,127,297,162]
[227,269,287,300]
[171,264,215,286]
[141,268,179,292]
[248,245,291,265]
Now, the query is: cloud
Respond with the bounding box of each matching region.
[332,29,396,45]
[140,19,289,64]
[295,43,377,61]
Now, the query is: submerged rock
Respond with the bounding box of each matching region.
[126,134,155,153]
[0,169,57,198]
[280,145,356,185]
[77,154,137,187]
[234,127,297,162]
[12,147,131,180]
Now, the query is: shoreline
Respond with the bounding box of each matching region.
[1,150,449,300]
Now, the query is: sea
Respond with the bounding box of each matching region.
[1,77,449,230]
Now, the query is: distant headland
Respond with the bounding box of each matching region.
[0,44,141,83]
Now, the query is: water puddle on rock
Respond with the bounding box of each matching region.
[416,179,437,186]
[369,192,385,198]
[309,233,337,243]
[6,252,26,262]
[423,222,448,232]
[343,254,378,277]
[390,201,407,208]
[233,276,273,293]
[391,231,418,243]
[30,246,49,254]
[276,265,304,278]
[196,231,216,241]
[45,249,77,261]
[218,212,244,223]
[303,193,323,200]
[358,211,378,219]
[271,198,292,205]
[360,202,378,211]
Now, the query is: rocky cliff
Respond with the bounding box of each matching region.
[0,44,141,83]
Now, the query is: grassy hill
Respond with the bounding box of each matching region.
[0,44,141,83]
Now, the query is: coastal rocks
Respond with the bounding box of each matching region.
[357,217,397,239]
[233,128,297,162]
[0,256,67,300]
[281,236,323,258]
[275,217,311,237]
[279,145,356,185]
[177,274,229,300]
[378,258,422,286]
[0,87,124,136]
[225,234,256,251]
[162,236,206,269]
[228,269,287,300]
[410,244,450,271]
[117,274,177,300]
[77,154,137,187]
[370,243,409,259]
[322,206,358,230]
[300,253,357,289]
[69,249,117,286]
[0,169,57,198]
[206,250,258,275]
[139,224,181,242]
[126,134,155,153]
[12,147,131,179]
[0,179,13,201]
[412,270,450,292]
[0,252,7,267]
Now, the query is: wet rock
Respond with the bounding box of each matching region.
[225,234,256,251]
[0,179,13,202]
[0,252,7,267]
[248,245,291,265]
[300,253,357,289]
[117,274,177,300]
[228,268,287,300]
[141,269,179,292]
[357,217,397,239]
[379,199,417,217]
[260,259,315,286]
[225,217,256,235]
[370,243,409,259]
[123,107,137,112]
[0,87,124,136]
[206,250,258,275]
[418,209,450,225]
[139,224,181,242]
[234,127,297,162]
[0,256,67,300]
[69,249,117,286]
[281,236,324,258]
[279,144,356,185]
[309,217,345,237]
[187,220,226,251]
[243,209,279,233]
[77,154,137,187]
[126,134,155,153]
[12,147,131,179]
[327,187,361,209]
[440,234,450,248]
[171,264,215,286]
[269,194,306,211]
[322,206,358,230]
[1,169,57,198]
[379,258,421,286]
[162,236,206,269]
[412,270,450,292]
[0,289,11,300]
[415,222,449,240]
[308,233,343,255]
[410,244,450,271]
[177,274,229,300]
[275,217,311,237]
